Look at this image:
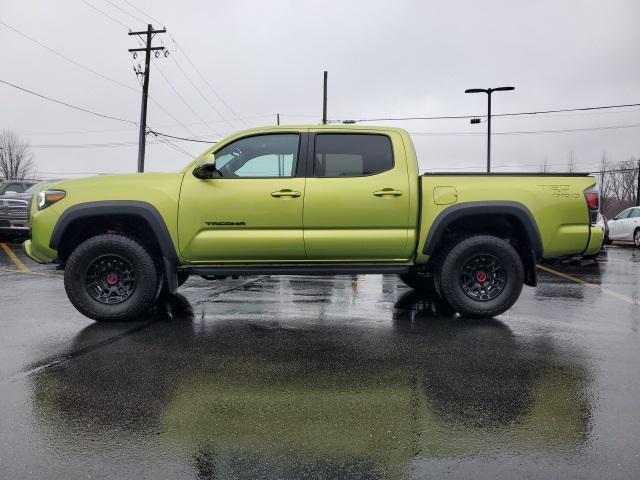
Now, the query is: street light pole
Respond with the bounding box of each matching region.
[465,86,515,173]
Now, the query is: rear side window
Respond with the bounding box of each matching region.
[314,134,393,177]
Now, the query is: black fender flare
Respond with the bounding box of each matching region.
[422,200,543,259]
[50,201,180,291]
[422,201,542,287]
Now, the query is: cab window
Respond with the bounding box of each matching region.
[629,208,640,218]
[314,134,393,177]
[213,134,299,178]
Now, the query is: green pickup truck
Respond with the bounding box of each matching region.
[25,125,603,322]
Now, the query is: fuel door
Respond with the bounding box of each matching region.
[433,186,458,205]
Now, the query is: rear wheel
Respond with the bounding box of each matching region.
[64,234,159,322]
[634,229,640,248]
[438,235,524,318]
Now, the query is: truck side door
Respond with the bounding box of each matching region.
[303,132,412,261]
[178,132,307,262]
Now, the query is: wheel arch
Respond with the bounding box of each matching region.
[50,201,180,290]
[422,201,543,287]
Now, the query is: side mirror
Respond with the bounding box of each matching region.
[613,215,619,221]
[193,162,221,180]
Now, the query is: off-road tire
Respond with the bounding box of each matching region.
[438,235,524,319]
[64,234,159,322]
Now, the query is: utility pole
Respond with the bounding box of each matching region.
[322,71,328,125]
[128,24,166,173]
[636,158,640,206]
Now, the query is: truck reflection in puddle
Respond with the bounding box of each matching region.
[31,287,591,480]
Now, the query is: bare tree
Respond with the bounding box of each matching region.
[566,151,577,172]
[0,129,34,181]
[539,156,549,173]
[598,153,638,217]
[598,152,613,213]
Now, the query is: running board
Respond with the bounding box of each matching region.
[186,264,410,277]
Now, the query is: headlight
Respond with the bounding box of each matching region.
[37,190,66,210]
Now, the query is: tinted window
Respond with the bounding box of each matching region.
[214,134,299,178]
[314,134,393,177]
[629,209,640,218]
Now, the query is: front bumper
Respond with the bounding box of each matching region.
[0,218,30,235]
[23,239,55,264]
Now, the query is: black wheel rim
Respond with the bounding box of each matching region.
[460,254,507,301]
[85,254,136,304]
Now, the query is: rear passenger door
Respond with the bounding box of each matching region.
[302,132,412,261]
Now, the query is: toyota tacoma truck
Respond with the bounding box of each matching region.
[24,125,603,321]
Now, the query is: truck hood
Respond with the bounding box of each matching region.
[47,172,185,215]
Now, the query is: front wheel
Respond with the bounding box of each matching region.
[438,235,524,319]
[64,234,159,322]
[634,229,640,248]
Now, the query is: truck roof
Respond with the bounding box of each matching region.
[222,124,410,135]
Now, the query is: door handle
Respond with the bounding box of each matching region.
[271,189,301,198]
[373,188,403,197]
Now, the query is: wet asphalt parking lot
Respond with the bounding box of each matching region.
[0,241,639,480]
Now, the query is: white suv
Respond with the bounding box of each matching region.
[607,207,640,247]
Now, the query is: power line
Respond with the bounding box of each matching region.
[170,54,235,132]
[109,0,246,129]
[16,114,278,136]
[0,19,139,94]
[80,0,131,30]
[336,102,640,123]
[0,15,197,139]
[149,130,218,143]
[0,78,137,125]
[121,0,164,26]
[172,39,249,128]
[102,0,147,24]
[409,123,640,137]
[151,133,195,157]
[155,63,219,134]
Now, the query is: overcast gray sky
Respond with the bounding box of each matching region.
[2,0,639,177]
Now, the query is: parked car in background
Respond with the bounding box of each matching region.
[607,207,640,247]
[0,181,58,240]
[597,213,610,245]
